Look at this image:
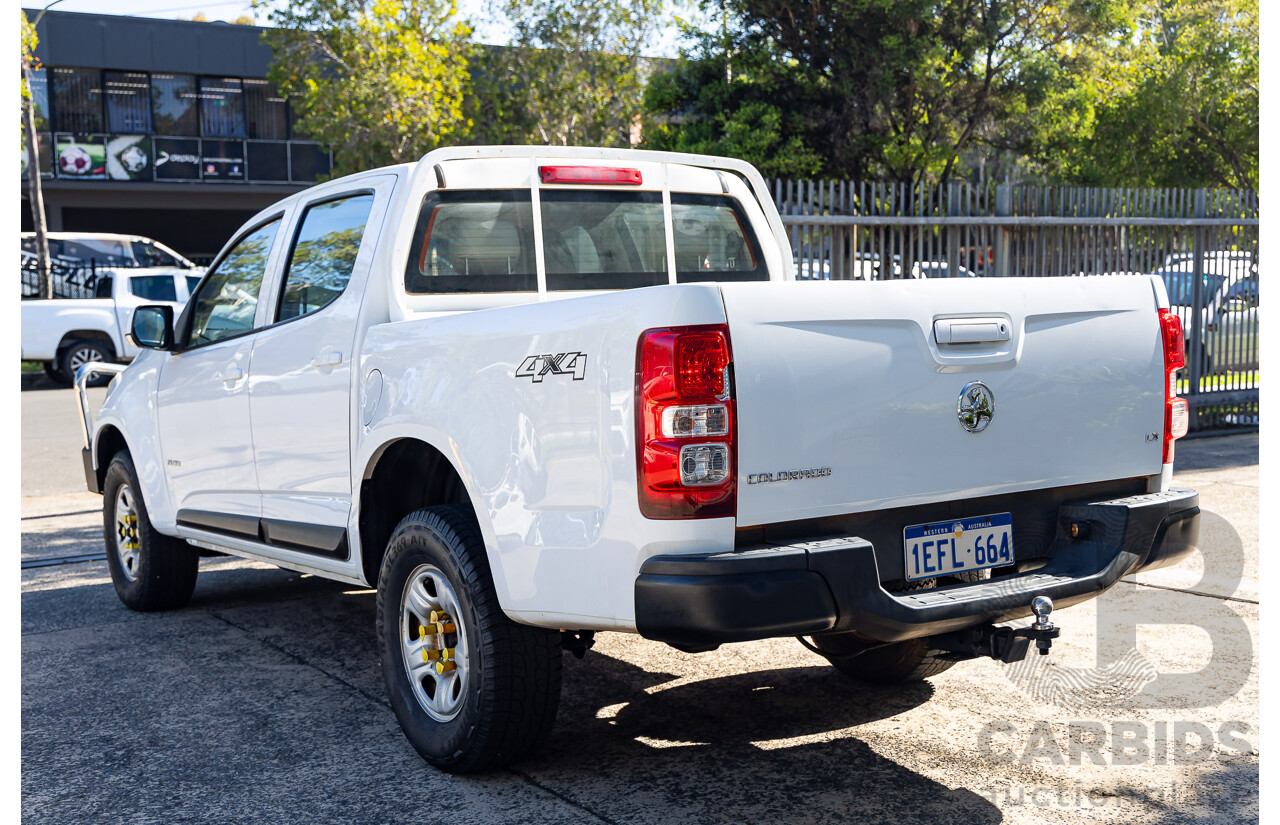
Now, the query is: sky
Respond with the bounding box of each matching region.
[29,0,700,57]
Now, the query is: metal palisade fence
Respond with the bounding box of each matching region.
[771,180,1259,433]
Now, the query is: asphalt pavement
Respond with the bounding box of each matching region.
[21,380,1258,824]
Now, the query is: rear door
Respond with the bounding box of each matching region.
[246,177,393,555]
[723,277,1167,527]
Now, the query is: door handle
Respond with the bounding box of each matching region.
[220,365,243,384]
[311,351,342,368]
[934,318,1011,345]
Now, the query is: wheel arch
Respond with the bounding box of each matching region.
[94,424,129,492]
[58,330,118,359]
[358,437,475,588]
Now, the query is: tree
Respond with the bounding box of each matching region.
[1023,0,1258,189]
[474,0,664,146]
[22,11,51,299]
[646,0,1131,184]
[256,0,473,175]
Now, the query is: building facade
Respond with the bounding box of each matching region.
[21,10,332,261]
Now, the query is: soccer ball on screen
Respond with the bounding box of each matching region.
[59,144,91,175]
[120,145,147,173]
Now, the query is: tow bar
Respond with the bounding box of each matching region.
[933,595,1061,664]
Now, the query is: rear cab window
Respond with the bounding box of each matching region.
[128,274,179,302]
[403,160,769,299]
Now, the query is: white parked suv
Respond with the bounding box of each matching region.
[78,146,1201,773]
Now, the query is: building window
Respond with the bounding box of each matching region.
[105,71,153,134]
[26,67,49,131]
[51,67,104,133]
[243,79,287,140]
[199,77,246,138]
[151,73,199,136]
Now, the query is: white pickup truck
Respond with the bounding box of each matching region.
[23,267,199,383]
[78,146,1200,774]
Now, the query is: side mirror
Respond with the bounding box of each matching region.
[130,305,175,350]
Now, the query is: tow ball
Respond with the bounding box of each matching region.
[934,595,1061,664]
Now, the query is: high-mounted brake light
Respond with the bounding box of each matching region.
[539,166,643,186]
[1159,308,1189,463]
[637,325,735,519]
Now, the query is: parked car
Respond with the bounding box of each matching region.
[912,261,977,278]
[22,267,198,383]
[1161,250,1255,270]
[1204,276,1259,372]
[79,146,1198,774]
[1158,268,1259,373]
[22,231,197,272]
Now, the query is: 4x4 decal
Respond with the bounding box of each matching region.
[516,352,588,382]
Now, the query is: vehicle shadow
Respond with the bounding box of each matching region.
[1175,432,1258,472]
[516,649,1002,823]
[23,560,1003,823]
[21,372,68,392]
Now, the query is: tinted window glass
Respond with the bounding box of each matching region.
[104,71,153,133]
[129,275,178,302]
[150,73,198,136]
[186,276,203,296]
[51,67,103,133]
[278,194,374,321]
[188,220,278,345]
[1161,271,1227,306]
[540,191,667,291]
[199,77,246,138]
[243,79,287,140]
[289,142,331,182]
[28,68,49,131]
[59,238,130,266]
[672,194,766,283]
[131,241,181,268]
[405,191,537,294]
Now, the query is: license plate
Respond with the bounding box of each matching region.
[903,513,1014,581]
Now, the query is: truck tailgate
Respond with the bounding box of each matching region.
[722,278,1166,527]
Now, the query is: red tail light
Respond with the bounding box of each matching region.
[539,166,643,186]
[637,325,735,519]
[1159,308,1189,463]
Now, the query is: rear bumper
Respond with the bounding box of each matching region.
[635,487,1199,646]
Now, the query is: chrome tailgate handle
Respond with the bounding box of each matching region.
[934,317,1011,345]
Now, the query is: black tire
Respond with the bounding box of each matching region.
[805,633,957,684]
[59,339,114,386]
[376,505,562,774]
[42,360,70,384]
[102,451,199,611]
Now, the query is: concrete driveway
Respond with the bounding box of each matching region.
[21,383,1258,823]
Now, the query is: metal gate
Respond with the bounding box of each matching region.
[772,180,1259,432]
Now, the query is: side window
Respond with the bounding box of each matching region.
[405,190,537,294]
[128,275,178,302]
[277,194,375,321]
[672,195,766,283]
[132,240,182,268]
[187,219,279,346]
[185,275,203,296]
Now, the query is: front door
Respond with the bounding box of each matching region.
[157,217,284,537]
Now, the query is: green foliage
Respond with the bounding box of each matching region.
[1024,0,1258,188]
[21,12,38,144]
[645,0,1256,188]
[256,0,473,175]
[473,0,664,146]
